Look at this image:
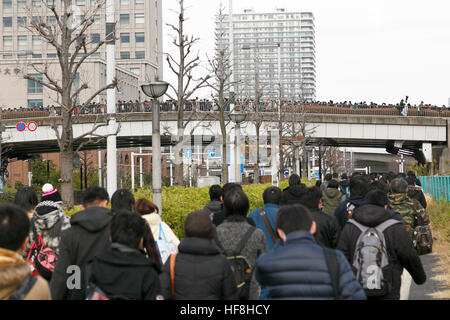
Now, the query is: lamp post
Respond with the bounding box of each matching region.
[141,81,169,213]
[292,140,301,175]
[229,110,247,184]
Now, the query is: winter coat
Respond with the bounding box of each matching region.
[322,187,343,215]
[309,208,341,249]
[142,213,180,249]
[159,237,238,300]
[216,219,268,300]
[407,186,427,209]
[254,231,366,300]
[333,196,366,229]
[50,206,112,300]
[248,203,280,250]
[0,248,51,300]
[85,243,161,300]
[280,184,307,205]
[337,204,427,300]
[26,201,71,256]
[203,200,223,214]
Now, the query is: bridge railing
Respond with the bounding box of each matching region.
[419,176,450,202]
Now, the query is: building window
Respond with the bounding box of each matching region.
[120,51,130,59]
[135,13,144,24]
[18,35,27,46]
[47,53,57,58]
[3,17,12,27]
[93,14,100,24]
[32,35,42,46]
[17,0,26,8]
[32,0,41,7]
[28,74,43,94]
[32,53,42,58]
[135,0,144,4]
[28,99,43,109]
[120,0,130,5]
[3,35,12,47]
[2,0,12,9]
[120,33,130,43]
[91,33,100,43]
[135,51,145,59]
[18,16,27,27]
[47,16,57,26]
[76,0,86,5]
[135,32,145,43]
[3,54,12,59]
[120,14,130,24]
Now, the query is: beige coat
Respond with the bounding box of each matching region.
[142,213,180,248]
[0,248,51,300]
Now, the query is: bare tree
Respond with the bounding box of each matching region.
[23,1,118,208]
[165,0,211,186]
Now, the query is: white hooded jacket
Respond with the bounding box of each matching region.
[142,213,180,248]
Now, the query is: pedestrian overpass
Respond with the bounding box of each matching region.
[1,112,448,165]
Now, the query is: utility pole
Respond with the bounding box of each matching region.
[106,0,117,198]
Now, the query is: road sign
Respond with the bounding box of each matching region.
[184,150,192,158]
[208,150,216,158]
[16,122,26,132]
[28,122,38,132]
[284,169,290,177]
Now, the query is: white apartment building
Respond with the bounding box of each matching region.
[0,0,163,108]
[216,8,316,101]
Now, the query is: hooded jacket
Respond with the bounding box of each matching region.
[50,206,112,300]
[159,237,238,300]
[407,186,427,209]
[85,243,161,300]
[255,231,366,300]
[26,201,71,257]
[309,208,341,249]
[322,187,343,215]
[0,248,51,300]
[203,200,223,215]
[281,184,307,205]
[142,213,180,249]
[337,204,427,300]
[333,196,366,229]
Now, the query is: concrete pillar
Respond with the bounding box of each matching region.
[439,120,450,174]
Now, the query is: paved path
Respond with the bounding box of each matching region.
[409,253,448,300]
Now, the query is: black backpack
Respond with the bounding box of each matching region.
[215,227,256,300]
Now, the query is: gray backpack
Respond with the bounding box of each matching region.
[348,219,401,297]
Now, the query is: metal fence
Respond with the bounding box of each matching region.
[418,176,450,202]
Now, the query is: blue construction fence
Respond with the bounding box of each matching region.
[418,176,450,202]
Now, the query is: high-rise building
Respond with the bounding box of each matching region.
[0,0,162,108]
[216,8,316,101]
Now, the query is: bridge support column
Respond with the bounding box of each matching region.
[439,120,450,174]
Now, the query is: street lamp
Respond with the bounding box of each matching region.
[141,81,169,213]
[229,109,247,184]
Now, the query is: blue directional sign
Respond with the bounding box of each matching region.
[208,150,216,158]
[185,150,192,158]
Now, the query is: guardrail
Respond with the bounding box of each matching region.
[418,176,450,202]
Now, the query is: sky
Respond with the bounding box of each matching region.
[162,0,450,106]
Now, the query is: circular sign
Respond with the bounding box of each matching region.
[28,122,38,132]
[16,122,26,132]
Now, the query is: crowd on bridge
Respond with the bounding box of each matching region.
[2,96,449,117]
[0,169,432,300]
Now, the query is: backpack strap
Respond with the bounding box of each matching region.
[231,227,256,257]
[260,208,277,243]
[347,219,368,233]
[169,254,177,300]
[8,274,37,300]
[375,219,402,233]
[323,248,340,300]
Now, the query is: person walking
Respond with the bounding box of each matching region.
[13,186,38,219]
[338,190,426,300]
[322,179,343,215]
[254,204,366,300]
[159,211,238,300]
[84,212,161,300]
[50,186,112,300]
[248,186,282,250]
[26,184,71,265]
[0,204,51,300]
[388,178,430,300]
[216,188,267,300]
[281,174,307,205]
[203,184,223,217]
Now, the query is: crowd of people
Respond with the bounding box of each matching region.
[2,97,449,117]
[0,168,432,300]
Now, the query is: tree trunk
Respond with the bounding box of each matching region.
[60,105,75,208]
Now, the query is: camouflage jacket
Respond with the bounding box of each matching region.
[388,193,430,239]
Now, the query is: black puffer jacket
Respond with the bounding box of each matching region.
[281,184,307,205]
[337,204,426,300]
[86,243,161,300]
[50,207,112,300]
[408,186,427,209]
[309,208,341,249]
[159,237,238,300]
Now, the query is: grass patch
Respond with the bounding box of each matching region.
[425,194,450,299]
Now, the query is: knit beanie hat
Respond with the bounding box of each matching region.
[41,183,63,204]
[184,210,217,240]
